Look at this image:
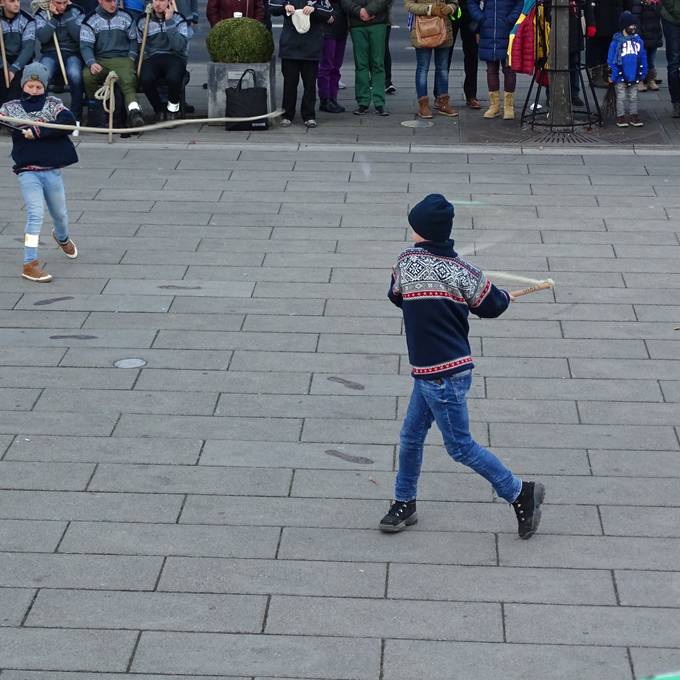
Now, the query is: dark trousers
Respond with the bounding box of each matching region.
[0,63,22,106]
[384,23,393,86]
[139,54,186,112]
[662,17,680,103]
[443,19,479,100]
[586,35,610,68]
[569,49,581,96]
[281,58,318,121]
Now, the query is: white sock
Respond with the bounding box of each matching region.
[166,101,180,113]
[128,101,140,111]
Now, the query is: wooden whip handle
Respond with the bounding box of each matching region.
[509,279,555,299]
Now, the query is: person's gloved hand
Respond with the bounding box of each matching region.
[441,4,456,15]
[586,24,596,37]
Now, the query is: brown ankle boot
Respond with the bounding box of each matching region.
[417,96,433,119]
[434,95,459,117]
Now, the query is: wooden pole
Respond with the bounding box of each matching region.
[136,3,152,79]
[46,7,69,86]
[0,5,10,89]
[509,279,555,299]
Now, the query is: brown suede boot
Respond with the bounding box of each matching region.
[434,95,459,117]
[503,91,515,120]
[417,96,433,119]
[648,69,659,91]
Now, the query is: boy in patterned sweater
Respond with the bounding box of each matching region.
[0,63,79,282]
[379,194,545,539]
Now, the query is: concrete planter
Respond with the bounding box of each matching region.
[207,60,277,121]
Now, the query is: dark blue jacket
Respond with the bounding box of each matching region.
[269,0,333,60]
[389,240,510,380]
[0,94,78,174]
[467,0,522,62]
[608,30,648,82]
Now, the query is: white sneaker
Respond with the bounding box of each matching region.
[338,80,346,89]
[280,118,293,127]
[304,119,318,128]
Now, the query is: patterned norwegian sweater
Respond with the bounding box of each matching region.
[388,240,511,379]
[0,95,78,174]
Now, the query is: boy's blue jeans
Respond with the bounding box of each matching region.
[18,169,70,264]
[395,371,522,503]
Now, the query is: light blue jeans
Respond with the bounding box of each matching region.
[40,53,85,115]
[395,371,522,503]
[18,169,69,263]
[415,45,450,99]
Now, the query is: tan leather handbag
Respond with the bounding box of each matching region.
[414,12,447,48]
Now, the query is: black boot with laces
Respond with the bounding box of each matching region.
[511,481,545,540]
[379,500,417,533]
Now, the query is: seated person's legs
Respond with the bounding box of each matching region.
[65,55,85,118]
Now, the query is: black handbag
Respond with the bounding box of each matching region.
[225,69,269,131]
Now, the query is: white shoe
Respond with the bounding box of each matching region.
[280,118,292,127]
[338,80,346,89]
[304,119,318,128]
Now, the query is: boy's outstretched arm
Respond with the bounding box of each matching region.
[387,268,403,308]
[467,274,511,318]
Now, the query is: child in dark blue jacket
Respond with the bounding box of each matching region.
[608,10,648,126]
[0,63,79,282]
[379,193,545,540]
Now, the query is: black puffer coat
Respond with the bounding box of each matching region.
[632,0,662,48]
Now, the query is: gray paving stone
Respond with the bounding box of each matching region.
[2,674,249,680]
[61,348,232,370]
[154,330,318,352]
[34,389,218,416]
[490,423,678,450]
[616,570,680,607]
[279,527,496,564]
[647,340,680,360]
[243,315,401,335]
[0,552,162,589]
[382,639,631,680]
[84,312,244,331]
[27,590,267,633]
[0,519,66,552]
[630,648,680,680]
[486,377,663,401]
[0,310,88,328]
[310,373,419,397]
[601,506,680,537]
[216,393,396,420]
[104,279,255,299]
[471,357,571,378]
[89,464,292,496]
[229,350,398,374]
[498,534,680,570]
[0,628,137,671]
[15,294,173,313]
[637,305,680,321]
[571,358,680,380]
[170,297,325,316]
[159,556,386,597]
[0,369,134,395]
[59,521,280,558]
[131,631,381,679]
[114,414,301,441]
[184,265,332,283]
[199,440,393,469]
[482,337,647,359]
[589,450,680,477]
[198,238,337,254]
[0,389,40,411]
[137,369,310,395]
[5,435,200,465]
[505,603,680,647]
[660,381,680,402]
[0,461,95,492]
[267,595,503,641]
[0,328,156,349]
[0,490,183,523]
[0,587,35,626]
[578,401,680,425]
[389,564,615,604]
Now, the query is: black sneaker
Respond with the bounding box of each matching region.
[379,500,417,533]
[385,83,397,94]
[572,94,584,106]
[375,106,389,116]
[511,481,545,540]
[128,109,145,127]
[353,105,370,115]
[326,99,345,113]
[319,98,332,112]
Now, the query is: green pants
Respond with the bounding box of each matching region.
[350,23,386,107]
[83,57,139,108]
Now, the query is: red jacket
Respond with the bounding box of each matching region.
[206,0,265,25]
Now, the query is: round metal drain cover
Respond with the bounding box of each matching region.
[114,358,147,369]
[401,119,434,128]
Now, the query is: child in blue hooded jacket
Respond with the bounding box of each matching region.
[608,10,648,126]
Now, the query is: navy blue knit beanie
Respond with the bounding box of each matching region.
[408,194,455,242]
[619,10,635,30]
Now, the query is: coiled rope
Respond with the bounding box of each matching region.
[93,70,119,143]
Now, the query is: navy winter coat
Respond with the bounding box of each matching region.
[468,0,523,62]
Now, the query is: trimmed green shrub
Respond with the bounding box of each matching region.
[206,17,274,63]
